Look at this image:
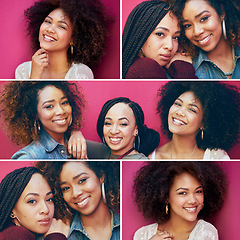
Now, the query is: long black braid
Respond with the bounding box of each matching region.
[122,0,170,78]
[96,97,160,156]
[0,167,41,231]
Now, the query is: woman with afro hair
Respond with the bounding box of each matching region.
[15,0,108,79]
[149,81,240,159]
[35,161,120,240]
[133,161,227,240]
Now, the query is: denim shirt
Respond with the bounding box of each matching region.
[11,129,70,159]
[193,45,240,79]
[68,211,120,240]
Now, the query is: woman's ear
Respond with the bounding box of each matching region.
[100,173,106,184]
[10,212,15,219]
[134,126,138,136]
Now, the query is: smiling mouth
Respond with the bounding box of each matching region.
[172,117,186,125]
[195,34,212,45]
[43,34,57,42]
[183,207,198,213]
[76,197,89,207]
[53,118,67,124]
[109,137,122,144]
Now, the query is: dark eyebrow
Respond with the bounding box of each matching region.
[41,96,68,106]
[176,185,202,192]
[155,27,180,35]
[183,10,210,23]
[60,173,87,185]
[46,15,69,27]
[24,191,52,199]
[119,117,130,122]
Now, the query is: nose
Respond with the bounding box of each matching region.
[110,123,120,134]
[72,185,83,198]
[176,108,185,117]
[55,104,65,115]
[163,37,173,51]
[193,24,204,36]
[187,194,197,204]
[46,24,55,34]
[39,201,50,215]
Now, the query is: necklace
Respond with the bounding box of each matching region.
[224,47,235,76]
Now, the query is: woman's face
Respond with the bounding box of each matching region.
[37,85,72,141]
[141,11,180,66]
[12,173,54,234]
[60,162,104,216]
[168,91,203,137]
[103,102,138,155]
[168,172,204,223]
[39,8,73,52]
[182,0,224,53]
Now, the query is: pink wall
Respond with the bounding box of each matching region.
[0,0,120,79]
[0,80,239,159]
[122,161,240,240]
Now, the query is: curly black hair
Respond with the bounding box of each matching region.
[96,97,160,156]
[0,81,85,146]
[157,81,240,151]
[35,161,120,222]
[169,0,240,57]
[133,161,227,224]
[24,0,109,67]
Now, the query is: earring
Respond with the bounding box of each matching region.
[101,182,107,204]
[200,126,204,140]
[10,212,15,218]
[68,117,72,127]
[102,136,106,145]
[165,203,169,215]
[133,135,140,151]
[222,19,227,40]
[34,119,41,135]
[70,44,74,55]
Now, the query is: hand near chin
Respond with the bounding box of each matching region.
[45,218,70,238]
[68,130,88,159]
[30,48,49,79]
[150,230,174,240]
[165,52,192,69]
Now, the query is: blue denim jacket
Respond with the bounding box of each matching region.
[193,45,240,79]
[68,211,120,240]
[11,129,70,159]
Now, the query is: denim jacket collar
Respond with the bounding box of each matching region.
[69,210,120,238]
[193,45,240,70]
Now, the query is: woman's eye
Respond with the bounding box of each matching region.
[200,16,209,22]
[62,100,69,105]
[44,19,51,24]
[156,32,164,37]
[59,25,66,30]
[27,199,36,204]
[183,24,191,29]
[174,102,181,107]
[62,186,70,192]
[78,178,87,184]
[120,123,128,127]
[178,192,187,195]
[196,190,203,194]
[104,122,111,126]
[189,108,197,113]
[47,197,54,202]
[45,105,53,109]
[173,36,180,41]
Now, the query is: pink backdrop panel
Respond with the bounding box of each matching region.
[122,161,240,240]
[0,161,33,181]
[0,0,120,79]
[0,80,239,159]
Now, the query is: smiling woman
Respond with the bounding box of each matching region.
[149,81,240,159]
[0,166,69,239]
[15,0,109,79]
[0,81,84,159]
[132,161,227,240]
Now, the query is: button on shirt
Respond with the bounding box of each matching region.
[68,210,120,240]
[11,129,70,159]
[193,45,240,79]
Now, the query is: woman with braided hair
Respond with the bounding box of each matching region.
[0,166,69,239]
[36,161,120,240]
[122,0,197,79]
[97,97,160,159]
[15,0,109,79]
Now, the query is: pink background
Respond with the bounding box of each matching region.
[122,161,240,240]
[0,0,120,79]
[0,80,240,159]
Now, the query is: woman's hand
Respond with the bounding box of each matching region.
[150,230,174,240]
[166,52,192,69]
[30,48,49,79]
[45,218,70,238]
[68,130,88,159]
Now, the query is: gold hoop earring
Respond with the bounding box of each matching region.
[222,19,227,40]
[200,126,204,140]
[166,203,169,215]
[70,44,74,55]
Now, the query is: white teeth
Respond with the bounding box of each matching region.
[44,35,56,41]
[54,119,66,123]
[77,198,89,206]
[173,118,185,125]
[110,137,122,142]
[184,207,197,212]
[198,35,211,44]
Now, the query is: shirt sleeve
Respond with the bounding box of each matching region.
[45,233,67,240]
